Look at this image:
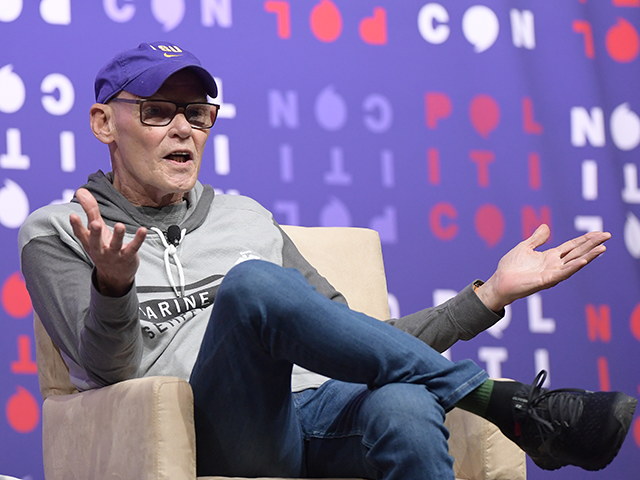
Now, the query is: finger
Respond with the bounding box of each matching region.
[87,218,107,253]
[525,224,551,249]
[559,231,611,262]
[563,243,607,267]
[109,223,126,253]
[584,243,607,260]
[75,188,103,225]
[556,235,590,260]
[587,231,612,246]
[558,245,608,282]
[558,258,592,280]
[69,213,90,246]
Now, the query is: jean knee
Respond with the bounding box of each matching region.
[365,383,449,445]
[217,260,276,304]
[360,384,455,479]
[215,260,310,329]
[223,258,274,288]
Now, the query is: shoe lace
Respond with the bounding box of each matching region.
[526,370,584,454]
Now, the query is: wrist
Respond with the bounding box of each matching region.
[93,269,133,297]
[473,278,506,313]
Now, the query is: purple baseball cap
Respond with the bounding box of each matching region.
[94,42,218,104]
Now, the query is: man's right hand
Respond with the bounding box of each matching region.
[69,188,147,297]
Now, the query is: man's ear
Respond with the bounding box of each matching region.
[90,103,116,144]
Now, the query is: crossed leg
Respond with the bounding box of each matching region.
[190,260,487,478]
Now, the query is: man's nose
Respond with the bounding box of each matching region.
[170,109,193,135]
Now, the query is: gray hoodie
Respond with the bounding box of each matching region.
[19,170,502,392]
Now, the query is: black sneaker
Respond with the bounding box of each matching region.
[511,370,637,471]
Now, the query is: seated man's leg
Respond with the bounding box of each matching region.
[463,371,638,472]
[190,281,304,477]
[296,380,455,480]
[192,260,637,476]
[191,259,485,476]
[192,357,302,476]
[210,260,487,400]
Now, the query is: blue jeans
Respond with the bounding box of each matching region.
[189,260,487,479]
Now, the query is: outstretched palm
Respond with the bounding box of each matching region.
[69,188,148,297]
[476,224,610,312]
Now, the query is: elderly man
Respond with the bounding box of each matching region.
[19,42,636,479]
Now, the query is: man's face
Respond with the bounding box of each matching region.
[108,70,211,207]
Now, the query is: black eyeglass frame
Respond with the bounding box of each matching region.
[109,98,220,129]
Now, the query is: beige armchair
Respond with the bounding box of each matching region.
[33,226,526,480]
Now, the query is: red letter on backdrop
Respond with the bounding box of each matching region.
[521,206,552,239]
[429,202,459,241]
[427,148,441,185]
[528,152,542,190]
[265,1,291,39]
[572,20,595,58]
[522,97,543,134]
[586,304,612,342]
[612,0,640,5]
[359,7,387,45]
[597,356,611,392]
[10,335,38,374]
[469,150,495,187]
[425,92,452,129]
[630,302,640,341]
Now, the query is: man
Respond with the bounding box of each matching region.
[19,42,637,479]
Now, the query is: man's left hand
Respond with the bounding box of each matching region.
[475,224,610,312]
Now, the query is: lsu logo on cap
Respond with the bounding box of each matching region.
[149,44,183,58]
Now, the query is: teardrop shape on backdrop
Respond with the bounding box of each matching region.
[0,65,26,114]
[0,179,30,228]
[315,86,347,131]
[6,386,40,434]
[611,103,640,151]
[606,17,640,63]
[1,271,32,318]
[319,197,352,227]
[310,0,343,42]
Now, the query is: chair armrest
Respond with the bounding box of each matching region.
[41,376,525,480]
[445,408,526,480]
[42,376,196,480]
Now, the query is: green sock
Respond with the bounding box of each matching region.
[455,379,524,440]
[455,378,494,417]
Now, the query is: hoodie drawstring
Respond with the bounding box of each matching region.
[150,226,187,297]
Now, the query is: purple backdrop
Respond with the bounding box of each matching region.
[1,1,639,479]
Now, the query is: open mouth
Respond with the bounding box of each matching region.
[164,152,192,163]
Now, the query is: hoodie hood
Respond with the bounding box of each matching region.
[73,170,215,234]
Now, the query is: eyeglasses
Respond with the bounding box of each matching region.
[110,98,220,129]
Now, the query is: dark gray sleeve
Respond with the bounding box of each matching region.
[276,222,503,352]
[21,235,142,387]
[276,223,348,305]
[387,283,504,353]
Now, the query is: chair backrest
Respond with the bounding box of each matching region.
[280,226,390,320]
[33,226,390,399]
